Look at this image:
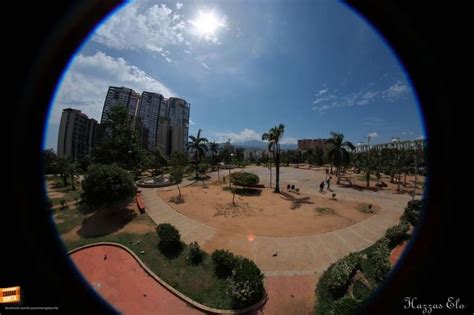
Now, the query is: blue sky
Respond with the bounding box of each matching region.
[44,0,425,150]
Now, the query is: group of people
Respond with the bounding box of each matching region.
[319,176,332,192]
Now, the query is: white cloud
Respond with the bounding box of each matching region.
[312,81,408,112]
[381,81,408,100]
[368,132,379,138]
[416,135,425,140]
[189,119,196,125]
[201,63,210,69]
[317,88,328,95]
[50,51,176,125]
[212,129,261,143]
[280,137,298,145]
[176,2,183,10]
[92,3,185,56]
[312,95,336,105]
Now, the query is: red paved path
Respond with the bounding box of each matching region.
[70,245,202,314]
[258,275,316,315]
[390,242,408,266]
[71,245,318,314]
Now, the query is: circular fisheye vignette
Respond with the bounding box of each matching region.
[42,1,430,313]
[344,0,430,306]
[40,2,130,312]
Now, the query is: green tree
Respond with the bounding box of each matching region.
[92,106,142,170]
[186,129,209,180]
[170,165,184,197]
[152,148,168,177]
[56,155,74,187]
[230,172,260,205]
[262,123,285,193]
[81,164,136,208]
[325,132,355,184]
[42,149,59,174]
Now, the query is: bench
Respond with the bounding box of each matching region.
[136,193,145,214]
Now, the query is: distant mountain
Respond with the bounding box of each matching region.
[221,140,298,150]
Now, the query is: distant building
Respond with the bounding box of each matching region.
[354,138,426,153]
[57,108,99,160]
[298,139,326,151]
[100,86,140,124]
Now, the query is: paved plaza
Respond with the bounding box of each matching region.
[140,166,413,277]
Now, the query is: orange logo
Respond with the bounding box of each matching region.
[0,286,20,303]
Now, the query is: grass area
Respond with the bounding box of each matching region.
[54,207,87,234]
[50,189,82,206]
[316,207,335,215]
[64,232,233,309]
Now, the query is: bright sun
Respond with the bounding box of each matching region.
[190,10,224,36]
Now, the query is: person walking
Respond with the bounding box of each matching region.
[326,176,332,191]
[319,181,325,192]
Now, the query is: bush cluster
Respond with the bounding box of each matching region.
[401,199,423,226]
[188,241,203,265]
[212,250,237,279]
[81,164,136,208]
[333,296,360,315]
[156,223,181,255]
[367,238,391,282]
[228,258,265,309]
[230,172,260,187]
[385,222,410,248]
[325,253,361,298]
[211,249,265,308]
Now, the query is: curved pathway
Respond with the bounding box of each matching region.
[70,245,202,314]
[141,166,413,277]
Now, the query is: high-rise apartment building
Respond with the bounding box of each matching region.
[100,86,140,124]
[166,97,190,153]
[136,92,167,151]
[57,108,99,160]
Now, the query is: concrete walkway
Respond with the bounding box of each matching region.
[140,172,411,277]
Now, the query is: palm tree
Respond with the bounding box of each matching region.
[187,129,209,180]
[262,124,285,193]
[325,132,355,184]
[209,141,220,180]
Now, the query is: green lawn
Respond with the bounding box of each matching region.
[64,232,233,309]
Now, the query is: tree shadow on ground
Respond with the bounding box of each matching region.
[234,188,262,196]
[280,191,314,210]
[77,203,137,238]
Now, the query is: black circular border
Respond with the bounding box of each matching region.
[5,1,464,314]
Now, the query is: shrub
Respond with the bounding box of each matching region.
[385,222,410,248]
[81,164,136,208]
[212,249,237,279]
[228,257,265,309]
[367,238,391,282]
[156,224,181,256]
[401,199,423,226]
[188,241,203,265]
[230,172,260,187]
[333,296,360,315]
[59,199,67,209]
[326,253,360,298]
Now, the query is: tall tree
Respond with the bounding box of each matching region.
[262,124,285,193]
[325,132,355,184]
[186,129,209,180]
[92,106,143,170]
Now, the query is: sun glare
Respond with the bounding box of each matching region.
[190,10,224,36]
